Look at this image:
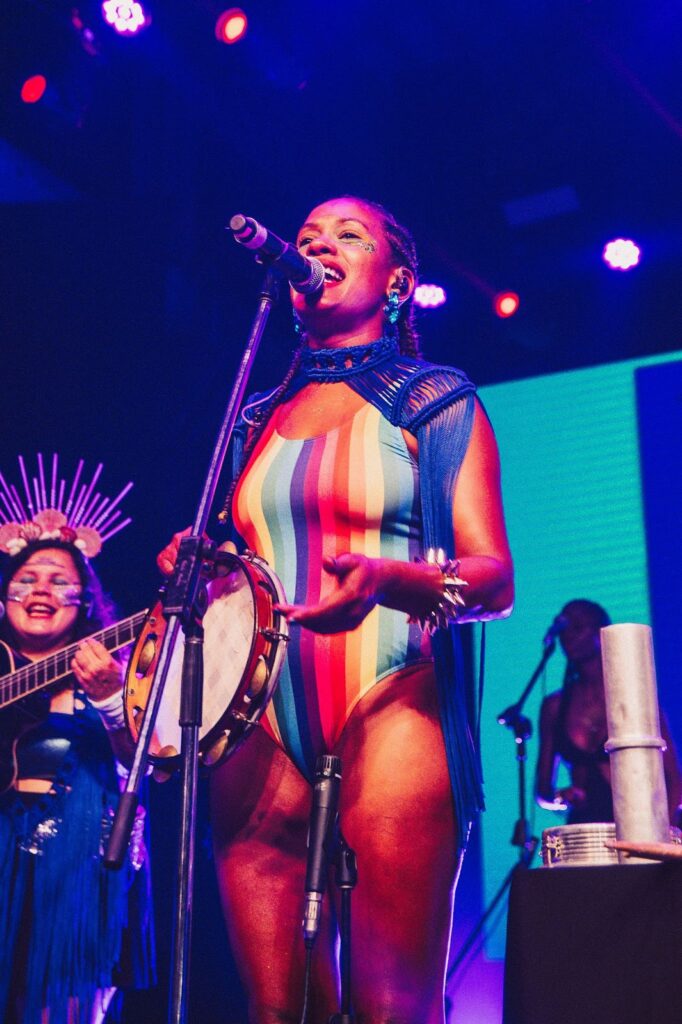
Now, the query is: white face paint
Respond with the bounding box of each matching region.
[6,549,83,657]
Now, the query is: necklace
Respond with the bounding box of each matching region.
[299,336,400,382]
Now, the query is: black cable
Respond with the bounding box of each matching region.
[476,621,486,750]
[298,944,314,1024]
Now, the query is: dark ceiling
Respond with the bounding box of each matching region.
[3,0,682,384]
[2,0,682,604]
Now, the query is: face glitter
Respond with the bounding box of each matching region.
[8,579,83,607]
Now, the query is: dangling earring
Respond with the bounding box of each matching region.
[383,289,401,326]
[293,310,305,337]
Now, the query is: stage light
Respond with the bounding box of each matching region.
[494,291,520,318]
[20,75,47,104]
[602,238,641,271]
[102,1,149,35]
[215,8,248,44]
[414,284,447,309]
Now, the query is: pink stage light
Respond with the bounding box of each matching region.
[21,75,47,104]
[102,1,149,35]
[602,237,641,271]
[414,284,447,308]
[215,8,248,44]
[494,291,520,318]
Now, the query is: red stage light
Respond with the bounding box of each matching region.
[494,291,520,318]
[215,8,248,44]
[21,75,47,104]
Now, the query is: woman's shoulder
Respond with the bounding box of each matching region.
[389,356,477,429]
[398,354,474,386]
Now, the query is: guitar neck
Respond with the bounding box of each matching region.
[0,611,148,710]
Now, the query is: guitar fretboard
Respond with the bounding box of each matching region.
[0,611,147,709]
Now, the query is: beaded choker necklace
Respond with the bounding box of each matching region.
[299,336,400,382]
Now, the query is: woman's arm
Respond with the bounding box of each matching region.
[71,639,137,767]
[534,692,588,812]
[279,399,514,633]
[427,397,513,619]
[535,694,564,809]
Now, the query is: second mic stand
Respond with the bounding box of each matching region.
[448,638,557,984]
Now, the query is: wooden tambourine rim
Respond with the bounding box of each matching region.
[124,552,288,769]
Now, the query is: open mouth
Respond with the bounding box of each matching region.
[26,603,57,618]
[322,265,345,286]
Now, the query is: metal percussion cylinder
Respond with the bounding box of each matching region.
[542,823,619,868]
[601,623,669,863]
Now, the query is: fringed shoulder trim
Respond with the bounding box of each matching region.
[391,362,477,431]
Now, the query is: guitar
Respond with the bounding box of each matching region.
[0,611,147,794]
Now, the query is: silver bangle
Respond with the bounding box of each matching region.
[410,547,468,634]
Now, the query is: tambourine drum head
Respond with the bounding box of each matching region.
[154,566,255,751]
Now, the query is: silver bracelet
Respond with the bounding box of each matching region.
[90,689,126,733]
[410,547,468,634]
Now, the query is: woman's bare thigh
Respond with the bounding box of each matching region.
[333,663,461,1024]
[209,663,461,1023]
[209,727,337,1022]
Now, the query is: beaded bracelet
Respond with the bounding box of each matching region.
[409,547,469,634]
[90,689,126,733]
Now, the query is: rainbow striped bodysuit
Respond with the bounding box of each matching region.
[232,400,431,779]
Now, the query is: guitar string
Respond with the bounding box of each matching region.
[0,611,148,706]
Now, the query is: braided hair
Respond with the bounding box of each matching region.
[346,196,421,358]
[219,196,421,524]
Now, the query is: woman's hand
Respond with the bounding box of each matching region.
[156,529,228,578]
[71,639,124,701]
[276,553,382,634]
[157,527,191,576]
[554,785,587,810]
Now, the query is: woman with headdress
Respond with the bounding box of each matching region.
[536,598,682,825]
[160,195,514,1022]
[0,458,154,1024]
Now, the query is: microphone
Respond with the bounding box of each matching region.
[302,754,342,948]
[229,214,325,295]
[543,614,567,648]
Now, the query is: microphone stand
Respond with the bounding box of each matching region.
[447,638,558,986]
[104,267,282,1024]
[329,830,358,1024]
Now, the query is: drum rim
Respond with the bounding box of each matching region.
[124,552,289,767]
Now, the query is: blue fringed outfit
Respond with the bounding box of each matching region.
[0,660,155,1024]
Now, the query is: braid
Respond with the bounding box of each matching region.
[219,343,304,524]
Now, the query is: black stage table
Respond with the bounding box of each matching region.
[503,863,682,1024]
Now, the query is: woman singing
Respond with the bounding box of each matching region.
[160,195,514,1022]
